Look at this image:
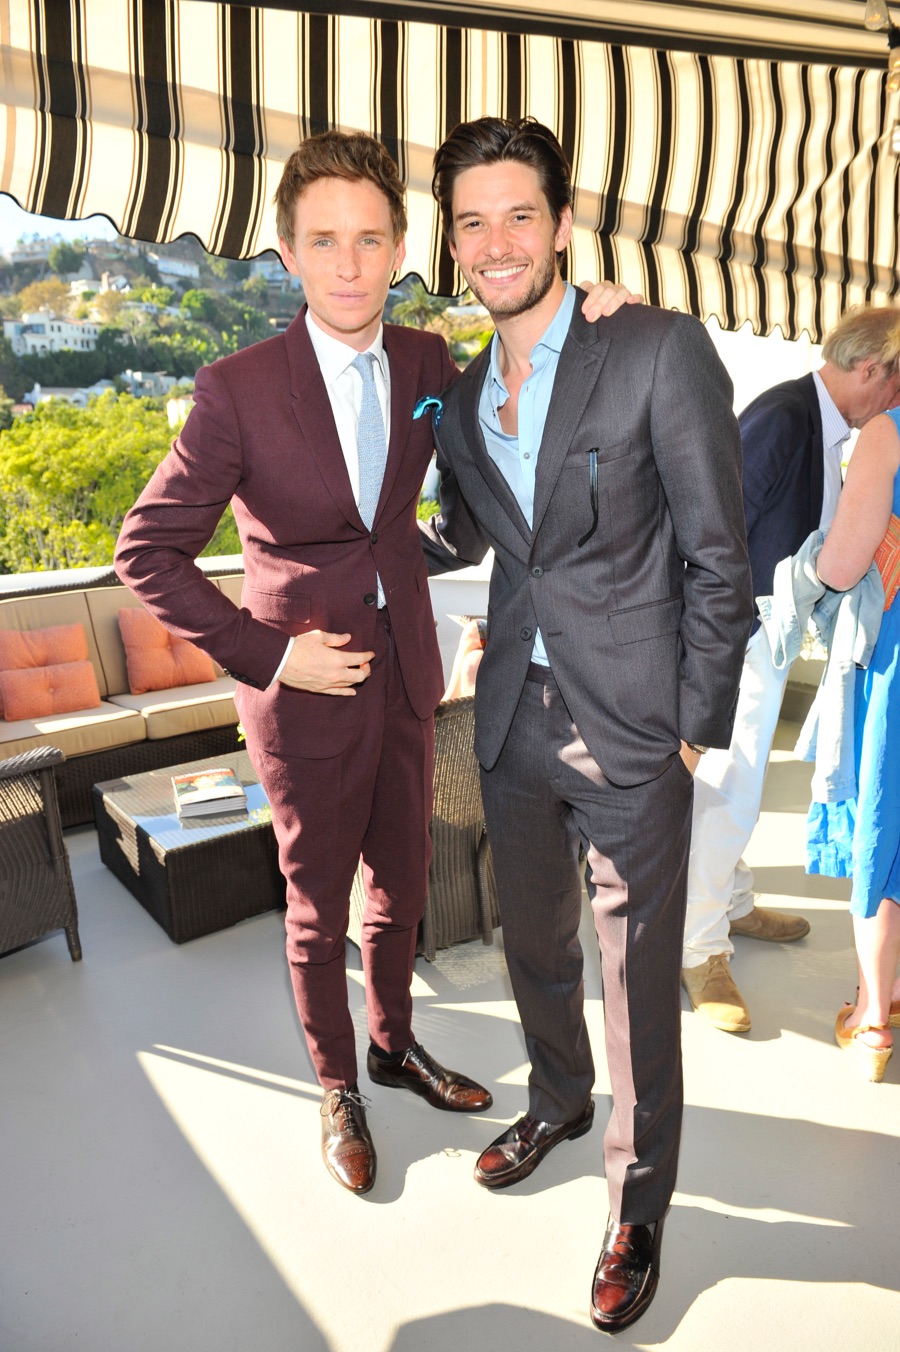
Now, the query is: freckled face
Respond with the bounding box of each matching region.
[278,176,405,349]
[448,161,571,320]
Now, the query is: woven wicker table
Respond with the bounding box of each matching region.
[92,750,285,943]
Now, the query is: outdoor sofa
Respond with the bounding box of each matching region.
[0,561,243,828]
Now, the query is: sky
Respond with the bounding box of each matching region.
[0,193,118,253]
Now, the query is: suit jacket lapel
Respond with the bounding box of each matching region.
[284,310,362,530]
[380,325,421,522]
[530,304,612,540]
[455,346,533,549]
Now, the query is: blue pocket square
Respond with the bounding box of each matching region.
[413,395,443,426]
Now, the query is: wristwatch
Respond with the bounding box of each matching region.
[686,743,709,754]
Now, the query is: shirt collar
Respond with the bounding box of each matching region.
[487,282,576,398]
[812,368,851,452]
[305,309,387,386]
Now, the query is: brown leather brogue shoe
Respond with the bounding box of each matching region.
[590,1215,663,1334]
[320,1086,376,1194]
[473,1101,594,1190]
[367,1042,492,1112]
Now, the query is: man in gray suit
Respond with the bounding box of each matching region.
[422,117,752,1333]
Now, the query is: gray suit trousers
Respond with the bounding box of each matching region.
[479,666,693,1223]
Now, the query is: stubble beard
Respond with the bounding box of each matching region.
[467,246,560,320]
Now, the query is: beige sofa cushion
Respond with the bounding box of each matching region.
[106,676,238,739]
[86,585,227,691]
[0,700,146,759]
[214,575,245,607]
[0,591,109,696]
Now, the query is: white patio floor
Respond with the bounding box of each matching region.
[1,717,898,1352]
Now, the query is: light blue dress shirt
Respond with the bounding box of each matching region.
[478,283,577,666]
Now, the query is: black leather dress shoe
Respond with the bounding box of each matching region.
[367,1042,492,1112]
[320,1086,376,1195]
[590,1215,664,1333]
[473,1101,594,1190]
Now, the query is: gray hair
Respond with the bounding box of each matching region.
[822,305,900,374]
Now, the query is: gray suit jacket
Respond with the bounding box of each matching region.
[422,297,754,786]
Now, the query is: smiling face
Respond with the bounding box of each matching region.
[447,160,572,322]
[278,175,405,350]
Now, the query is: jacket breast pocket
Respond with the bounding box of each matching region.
[563,439,633,469]
[608,596,683,645]
[244,587,311,627]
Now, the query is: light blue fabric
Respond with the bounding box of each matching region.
[352,351,387,607]
[806,411,900,918]
[478,284,577,666]
[756,529,883,802]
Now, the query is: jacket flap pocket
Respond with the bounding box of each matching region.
[608,596,683,645]
[244,588,311,625]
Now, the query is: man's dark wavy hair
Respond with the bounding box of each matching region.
[431,116,573,243]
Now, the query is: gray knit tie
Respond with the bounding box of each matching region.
[352,352,388,529]
[352,352,387,606]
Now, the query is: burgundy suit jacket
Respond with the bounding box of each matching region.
[115,309,457,758]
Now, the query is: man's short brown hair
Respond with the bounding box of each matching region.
[274,131,407,247]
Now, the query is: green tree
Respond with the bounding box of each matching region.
[131,284,176,308]
[181,288,217,321]
[0,391,173,571]
[241,274,270,306]
[0,386,13,431]
[0,337,26,402]
[48,240,86,277]
[391,279,451,331]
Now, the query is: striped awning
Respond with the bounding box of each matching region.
[1,0,898,340]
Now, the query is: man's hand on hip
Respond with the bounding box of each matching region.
[279,630,374,695]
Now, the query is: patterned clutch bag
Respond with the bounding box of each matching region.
[874,511,900,611]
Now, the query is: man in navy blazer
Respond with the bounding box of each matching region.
[682,307,900,1033]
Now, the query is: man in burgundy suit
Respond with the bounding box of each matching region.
[116,132,497,1195]
[116,131,626,1196]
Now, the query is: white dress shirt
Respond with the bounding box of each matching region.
[270,314,392,684]
[812,369,851,531]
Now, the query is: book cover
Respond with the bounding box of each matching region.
[172,767,247,817]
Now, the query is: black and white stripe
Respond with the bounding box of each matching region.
[2,0,898,341]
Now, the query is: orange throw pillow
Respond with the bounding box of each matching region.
[118,608,216,695]
[0,623,89,718]
[0,661,101,721]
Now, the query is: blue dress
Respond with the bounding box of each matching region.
[806,415,900,919]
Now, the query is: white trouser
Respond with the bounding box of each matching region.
[682,628,791,966]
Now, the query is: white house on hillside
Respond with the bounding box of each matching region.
[2,311,100,355]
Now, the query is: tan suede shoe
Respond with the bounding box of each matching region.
[681,954,751,1033]
[730,904,810,943]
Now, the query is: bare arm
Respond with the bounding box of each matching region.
[816,414,900,591]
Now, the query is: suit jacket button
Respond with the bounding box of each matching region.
[531,565,543,577]
[520,627,533,640]
[363,592,377,606]
[371,531,379,544]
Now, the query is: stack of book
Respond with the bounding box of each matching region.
[172,766,247,818]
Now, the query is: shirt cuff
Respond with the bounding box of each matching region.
[268,636,294,688]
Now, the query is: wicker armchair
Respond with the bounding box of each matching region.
[0,747,82,962]
[348,696,500,962]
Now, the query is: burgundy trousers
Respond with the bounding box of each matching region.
[251,611,435,1089]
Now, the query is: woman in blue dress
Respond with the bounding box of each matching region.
[813,405,900,1081]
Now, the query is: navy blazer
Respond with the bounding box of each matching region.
[739,373,824,630]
